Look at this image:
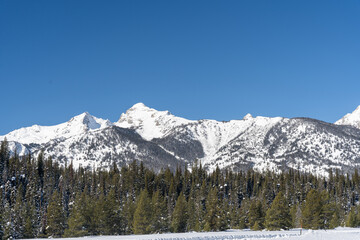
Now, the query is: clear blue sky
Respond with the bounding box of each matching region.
[1,0,360,134]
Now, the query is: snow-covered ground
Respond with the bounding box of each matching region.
[50,228,360,240]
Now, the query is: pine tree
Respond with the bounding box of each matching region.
[46,191,65,237]
[204,188,220,231]
[171,193,188,233]
[329,211,340,229]
[218,197,229,231]
[133,189,152,234]
[84,196,98,235]
[227,187,240,229]
[302,189,324,229]
[322,201,338,229]
[356,205,360,227]
[346,207,358,227]
[0,139,9,186]
[13,189,25,238]
[122,197,135,234]
[22,187,36,238]
[204,187,228,231]
[252,221,262,231]
[290,203,302,228]
[248,200,265,230]
[2,203,15,240]
[229,203,240,229]
[186,192,198,231]
[37,151,45,190]
[97,188,123,235]
[0,196,3,240]
[238,207,248,229]
[64,192,89,237]
[149,190,169,233]
[265,192,292,230]
[23,215,34,239]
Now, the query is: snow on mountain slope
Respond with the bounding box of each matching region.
[203,116,284,172]
[3,103,360,176]
[116,103,193,140]
[0,112,112,144]
[7,141,30,156]
[35,126,183,171]
[335,105,360,128]
[186,118,253,160]
[154,114,283,170]
[116,103,285,169]
[209,117,360,177]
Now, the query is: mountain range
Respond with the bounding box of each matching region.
[2,103,360,176]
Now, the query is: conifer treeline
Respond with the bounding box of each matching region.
[1,139,360,239]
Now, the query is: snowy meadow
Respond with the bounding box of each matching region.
[48,228,360,240]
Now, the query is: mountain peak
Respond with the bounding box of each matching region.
[0,112,112,145]
[70,111,91,120]
[116,103,192,140]
[130,102,149,110]
[243,113,253,120]
[69,112,101,129]
[354,105,360,112]
[126,103,171,115]
[335,105,360,128]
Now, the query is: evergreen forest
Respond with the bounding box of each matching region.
[1,139,360,239]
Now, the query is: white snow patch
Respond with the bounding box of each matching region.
[29,228,360,240]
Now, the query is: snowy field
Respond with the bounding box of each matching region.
[53,228,360,240]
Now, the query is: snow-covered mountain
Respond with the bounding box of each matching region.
[116,103,193,140]
[1,112,112,144]
[335,106,360,128]
[2,103,360,176]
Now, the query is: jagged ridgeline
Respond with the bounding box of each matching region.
[2,103,360,176]
[1,140,360,238]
